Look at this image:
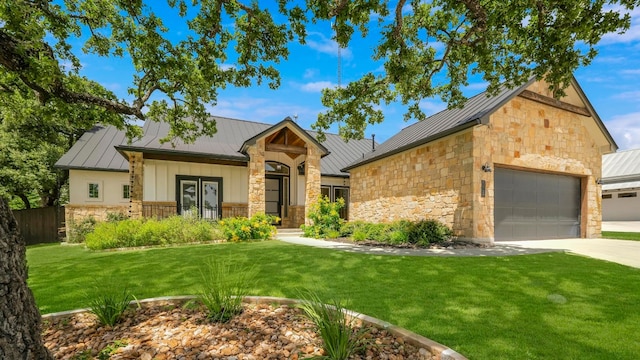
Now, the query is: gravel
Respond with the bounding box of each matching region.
[42,301,434,360]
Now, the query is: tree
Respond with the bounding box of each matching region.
[0,73,124,209]
[1,0,638,357]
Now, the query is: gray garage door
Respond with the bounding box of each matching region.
[495,168,581,240]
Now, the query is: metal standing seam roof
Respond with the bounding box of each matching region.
[55,125,130,172]
[602,148,640,187]
[341,79,535,171]
[56,116,376,177]
[342,76,618,171]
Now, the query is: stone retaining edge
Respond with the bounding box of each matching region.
[43,295,468,360]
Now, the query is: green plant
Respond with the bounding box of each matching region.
[86,279,133,326]
[407,219,452,246]
[302,196,345,238]
[298,291,369,360]
[219,213,277,242]
[106,212,128,222]
[97,340,128,360]
[199,259,255,322]
[67,216,97,243]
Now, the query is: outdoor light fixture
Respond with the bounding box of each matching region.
[596,178,602,185]
[481,163,492,172]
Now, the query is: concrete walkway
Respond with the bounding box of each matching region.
[276,234,640,268]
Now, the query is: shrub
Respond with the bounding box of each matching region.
[86,279,133,326]
[106,212,128,222]
[302,196,345,238]
[298,291,369,360]
[67,216,97,243]
[84,215,222,250]
[219,213,277,242]
[199,259,255,322]
[407,219,452,246]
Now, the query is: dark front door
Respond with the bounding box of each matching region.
[265,177,281,222]
[494,168,581,240]
[176,176,222,219]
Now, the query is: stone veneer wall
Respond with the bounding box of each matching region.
[247,139,266,217]
[304,147,322,226]
[282,205,305,228]
[349,129,475,237]
[473,91,604,240]
[222,202,248,218]
[129,151,144,218]
[65,204,129,234]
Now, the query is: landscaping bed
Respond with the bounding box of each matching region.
[327,237,490,250]
[43,301,433,360]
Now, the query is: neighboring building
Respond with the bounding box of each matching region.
[343,76,617,242]
[56,117,374,228]
[601,149,640,221]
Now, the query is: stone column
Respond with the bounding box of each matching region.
[304,146,321,225]
[129,151,144,219]
[247,138,266,217]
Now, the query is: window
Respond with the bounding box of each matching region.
[602,194,612,199]
[122,184,131,199]
[618,192,638,198]
[88,183,100,199]
[321,186,331,200]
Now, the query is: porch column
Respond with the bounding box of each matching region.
[129,151,144,219]
[304,146,321,225]
[247,138,266,216]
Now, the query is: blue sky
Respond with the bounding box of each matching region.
[75,3,640,150]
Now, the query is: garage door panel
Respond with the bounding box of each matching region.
[495,168,581,241]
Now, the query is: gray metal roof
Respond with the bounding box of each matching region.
[57,116,374,177]
[55,125,129,172]
[602,148,640,187]
[342,79,535,171]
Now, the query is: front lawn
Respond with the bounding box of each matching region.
[602,231,640,241]
[28,241,640,360]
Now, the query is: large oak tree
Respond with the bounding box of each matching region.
[1,0,637,358]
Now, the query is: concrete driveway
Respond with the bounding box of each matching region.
[602,221,640,232]
[500,238,640,268]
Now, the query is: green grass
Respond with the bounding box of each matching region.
[28,241,640,360]
[602,231,640,241]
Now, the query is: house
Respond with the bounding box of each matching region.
[342,76,617,242]
[601,148,640,221]
[55,117,374,228]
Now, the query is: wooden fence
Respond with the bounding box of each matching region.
[12,206,65,245]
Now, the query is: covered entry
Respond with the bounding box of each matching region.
[494,168,581,240]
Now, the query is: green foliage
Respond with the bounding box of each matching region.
[219,213,277,242]
[86,280,133,327]
[407,219,453,246]
[199,259,255,323]
[302,196,345,239]
[298,291,369,360]
[105,212,128,222]
[84,216,221,250]
[97,340,128,360]
[67,216,98,244]
[339,219,450,246]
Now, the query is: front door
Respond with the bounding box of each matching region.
[177,176,222,219]
[265,177,281,222]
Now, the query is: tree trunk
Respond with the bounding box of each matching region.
[17,193,32,209]
[0,197,53,359]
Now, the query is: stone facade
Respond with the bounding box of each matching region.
[222,202,249,218]
[247,139,266,217]
[349,130,475,237]
[349,82,605,243]
[65,204,129,233]
[304,147,322,225]
[282,205,305,228]
[473,92,603,240]
[129,151,144,218]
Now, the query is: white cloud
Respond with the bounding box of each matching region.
[303,68,318,79]
[464,82,489,92]
[613,90,640,100]
[306,32,353,60]
[595,56,627,63]
[299,81,337,93]
[601,5,640,44]
[204,97,322,126]
[219,63,236,71]
[419,99,446,114]
[605,112,640,150]
[620,69,640,75]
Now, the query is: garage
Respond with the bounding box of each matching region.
[494,168,581,240]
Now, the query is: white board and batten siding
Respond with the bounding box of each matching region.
[143,160,248,203]
[69,169,130,205]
